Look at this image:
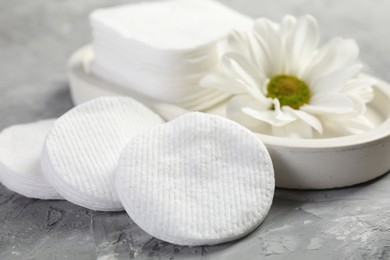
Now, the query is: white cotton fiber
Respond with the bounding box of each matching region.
[90,0,252,52]
[41,97,164,211]
[115,112,275,246]
[0,119,61,200]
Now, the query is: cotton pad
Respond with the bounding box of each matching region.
[41,97,164,211]
[115,112,275,246]
[91,62,229,105]
[0,119,61,200]
[89,0,252,109]
[90,0,252,52]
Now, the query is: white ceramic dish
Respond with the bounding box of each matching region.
[68,46,390,189]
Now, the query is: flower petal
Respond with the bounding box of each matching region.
[246,33,270,75]
[341,77,376,92]
[271,120,313,139]
[279,15,297,74]
[302,38,360,84]
[242,99,296,127]
[226,95,271,132]
[227,93,270,112]
[311,64,362,95]
[341,78,376,103]
[348,94,366,114]
[227,30,251,60]
[253,18,280,47]
[221,52,269,102]
[351,88,374,104]
[301,94,355,114]
[321,114,375,136]
[251,34,274,77]
[227,30,270,75]
[253,18,281,75]
[280,15,297,38]
[286,15,319,75]
[282,106,323,134]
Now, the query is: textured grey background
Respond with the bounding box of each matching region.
[1,0,390,259]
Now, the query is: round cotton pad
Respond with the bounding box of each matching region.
[0,119,61,200]
[41,97,164,211]
[115,112,275,246]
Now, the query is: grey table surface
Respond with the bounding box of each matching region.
[1,0,390,259]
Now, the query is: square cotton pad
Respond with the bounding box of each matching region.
[41,97,164,211]
[0,119,61,200]
[90,0,252,53]
[89,0,252,109]
[115,112,275,246]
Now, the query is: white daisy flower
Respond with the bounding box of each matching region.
[201,15,376,138]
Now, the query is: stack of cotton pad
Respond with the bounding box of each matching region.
[115,113,275,246]
[41,97,164,211]
[0,120,61,200]
[89,0,253,111]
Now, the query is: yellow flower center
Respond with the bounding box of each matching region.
[267,74,311,109]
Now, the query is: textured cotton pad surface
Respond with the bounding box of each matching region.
[115,112,275,246]
[0,119,61,200]
[42,97,164,211]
